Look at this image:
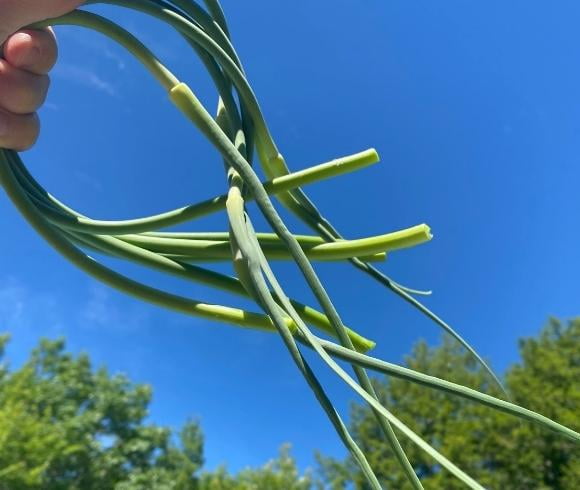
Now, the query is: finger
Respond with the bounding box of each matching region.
[0,109,40,151]
[3,28,58,75]
[0,59,49,114]
[0,0,84,44]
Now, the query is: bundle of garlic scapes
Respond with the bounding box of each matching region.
[1,2,577,489]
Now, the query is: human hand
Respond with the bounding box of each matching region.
[0,0,83,150]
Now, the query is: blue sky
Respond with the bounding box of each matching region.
[1,0,579,476]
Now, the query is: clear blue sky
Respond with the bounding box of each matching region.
[1,0,579,475]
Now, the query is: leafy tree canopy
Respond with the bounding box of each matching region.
[1,317,577,489]
[318,317,580,489]
[0,335,311,489]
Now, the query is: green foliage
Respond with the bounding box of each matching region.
[496,317,580,489]
[0,336,310,489]
[197,445,313,490]
[318,318,580,489]
[2,319,576,489]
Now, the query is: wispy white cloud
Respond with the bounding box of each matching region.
[0,279,25,327]
[0,277,150,337]
[42,102,60,112]
[58,29,128,72]
[103,47,127,71]
[53,63,119,97]
[0,277,155,381]
[0,277,62,335]
[79,283,150,332]
[73,170,103,193]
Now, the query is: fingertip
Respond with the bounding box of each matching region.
[0,111,40,151]
[0,59,51,114]
[3,28,58,75]
[0,0,85,44]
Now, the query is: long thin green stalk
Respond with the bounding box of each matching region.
[160,0,507,396]
[0,153,294,334]
[115,226,431,261]
[312,337,580,442]
[7,153,375,351]
[0,3,575,490]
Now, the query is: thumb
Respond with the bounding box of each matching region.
[0,0,84,44]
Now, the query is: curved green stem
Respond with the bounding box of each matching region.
[31,148,380,235]
[313,337,580,442]
[1,4,573,490]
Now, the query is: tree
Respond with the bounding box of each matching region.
[317,318,580,489]
[0,335,310,489]
[197,445,313,490]
[494,317,580,489]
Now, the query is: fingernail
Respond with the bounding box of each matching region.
[0,112,8,137]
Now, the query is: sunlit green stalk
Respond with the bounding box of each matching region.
[312,337,580,442]
[115,227,431,262]
[26,147,381,235]
[0,3,574,489]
